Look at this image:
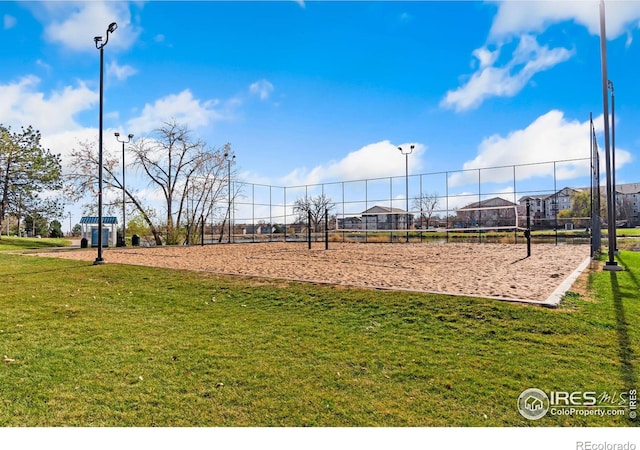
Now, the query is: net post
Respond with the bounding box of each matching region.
[325,207,329,250]
[526,200,531,257]
[308,210,312,250]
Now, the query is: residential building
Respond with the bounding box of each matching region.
[455,197,518,229]
[361,205,413,230]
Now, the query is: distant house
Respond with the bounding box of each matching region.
[242,224,274,235]
[337,216,362,230]
[455,197,517,229]
[79,216,118,247]
[361,205,413,230]
[616,183,640,227]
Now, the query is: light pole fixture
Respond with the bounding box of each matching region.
[224,150,235,243]
[93,21,117,265]
[115,132,133,247]
[398,145,415,243]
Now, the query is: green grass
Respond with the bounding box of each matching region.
[0,236,71,251]
[613,228,640,237]
[0,247,638,426]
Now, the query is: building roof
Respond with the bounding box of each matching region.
[616,183,640,195]
[80,216,118,224]
[362,205,406,214]
[463,197,517,209]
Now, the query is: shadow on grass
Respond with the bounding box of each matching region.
[609,268,637,392]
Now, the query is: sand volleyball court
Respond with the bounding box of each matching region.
[35,242,591,305]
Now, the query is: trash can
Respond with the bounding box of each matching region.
[132,234,140,246]
[80,237,88,248]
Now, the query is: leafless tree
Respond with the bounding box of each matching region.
[66,121,232,245]
[293,194,335,232]
[412,192,440,228]
[616,195,635,227]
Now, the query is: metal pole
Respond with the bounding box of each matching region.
[554,161,558,246]
[598,0,620,270]
[608,80,618,253]
[405,152,409,242]
[446,172,449,243]
[589,113,596,258]
[93,22,117,264]
[308,210,312,250]
[397,145,414,243]
[526,201,531,257]
[478,168,481,243]
[115,132,133,246]
[95,44,105,264]
[228,158,231,243]
[122,139,125,245]
[325,207,329,250]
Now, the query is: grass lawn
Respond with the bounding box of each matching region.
[0,241,638,426]
[0,236,71,252]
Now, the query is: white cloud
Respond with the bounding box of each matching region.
[41,127,99,173]
[107,60,138,81]
[472,46,499,69]
[126,89,230,134]
[444,1,640,112]
[448,109,632,187]
[280,140,426,186]
[249,79,274,101]
[0,75,97,135]
[489,0,640,41]
[3,14,17,30]
[441,35,572,112]
[37,1,140,53]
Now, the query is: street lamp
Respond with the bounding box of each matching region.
[115,132,133,247]
[398,145,415,243]
[224,150,235,243]
[93,21,117,265]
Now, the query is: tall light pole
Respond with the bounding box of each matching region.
[115,132,133,247]
[398,145,414,243]
[598,1,620,271]
[608,80,618,254]
[93,21,117,265]
[224,149,235,243]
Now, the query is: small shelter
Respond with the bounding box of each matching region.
[79,216,118,247]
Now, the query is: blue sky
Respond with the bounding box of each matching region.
[2,0,640,230]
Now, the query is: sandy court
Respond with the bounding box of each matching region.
[34,242,591,303]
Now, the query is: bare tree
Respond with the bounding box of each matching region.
[66,121,230,245]
[412,192,440,228]
[293,194,334,232]
[616,195,635,227]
